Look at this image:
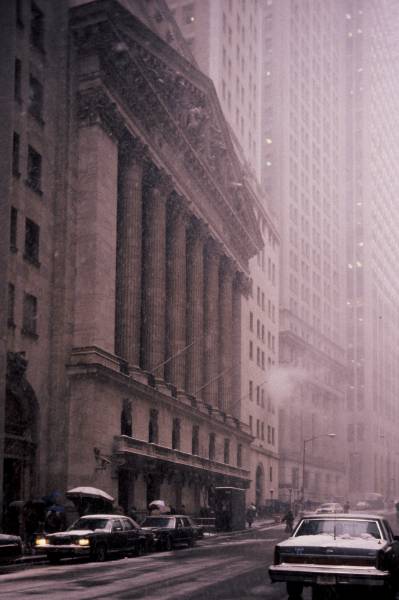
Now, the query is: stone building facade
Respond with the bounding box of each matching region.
[0,0,262,518]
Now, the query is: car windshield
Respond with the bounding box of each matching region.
[295,518,381,540]
[141,517,173,528]
[69,518,109,531]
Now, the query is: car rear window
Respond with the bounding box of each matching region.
[70,518,109,531]
[141,517,173,528]
[295,518,382,540]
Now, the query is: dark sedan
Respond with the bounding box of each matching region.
[269,513,399,599]
[140,515,196,551]
[0,534,23,564]
[35,514,153,563]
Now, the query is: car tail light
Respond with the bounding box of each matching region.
[274,546,281,565]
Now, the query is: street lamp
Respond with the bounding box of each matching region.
[301,433,336,506]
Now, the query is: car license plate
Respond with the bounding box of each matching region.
[316,575,336,585]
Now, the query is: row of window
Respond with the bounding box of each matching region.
[8,284,38,338]
[248,415,275,445]
[249,311,276,338]
[121,407,242,467]
[10,206,40,265]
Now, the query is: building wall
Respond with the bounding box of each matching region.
[167,0,280,509]
[345,0,399,501]
[262,0,348,503]
[1,0,263,519]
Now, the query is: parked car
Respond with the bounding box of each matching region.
[140,515,196,550]
[0,533,23,564]
[314,502,344,514]
[185,516,205,539]
[269,513,399,599]
[35,514,153,564]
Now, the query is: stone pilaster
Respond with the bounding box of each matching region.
[203,238,221,408]
[218,257,234,412]
[74,123,118,353]
[115,139,147,367]
[165,195,189,389]
[186,218,206,397]
[141,167,172,376]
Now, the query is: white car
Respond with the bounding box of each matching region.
[315,502,344,514]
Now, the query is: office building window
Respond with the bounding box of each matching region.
[27,145,42,192]
[28,75,43,121]
[249,380,253,401]
[237,443,242,467]
[209,432,215,460]
[14,59,22,101]
[13,133,20,176]
[10,207,18,251]
[249,340,253,360]
[148,409,158,443]
[172,418,180,450]
[223,438,230,464]
[24,218,40,264]
[30,2,44,51]
[22,292,38,336]
[120,399,132,437]
[192,424,199,455]
[8,283,15,327]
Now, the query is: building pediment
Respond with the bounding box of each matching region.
[70,0,263,269]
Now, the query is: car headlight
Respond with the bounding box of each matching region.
[35,537,49,547]
[78,538,90,546]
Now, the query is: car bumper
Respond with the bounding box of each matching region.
[269,563,389,587]
[42,544,91,558]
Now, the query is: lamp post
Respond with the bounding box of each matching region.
[301,433,336,506]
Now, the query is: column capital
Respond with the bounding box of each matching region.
[205,237,223,264]
[234,271,252,297]
[220,255,235,279]
[188,216,209,243]
[77,86,125,140]
[168,192,191,226]
[119,134,150,167]
[144,162,174,198]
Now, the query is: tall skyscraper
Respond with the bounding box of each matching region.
[345,0,399,500]
[261,0,348,504]
[168,0,281,506]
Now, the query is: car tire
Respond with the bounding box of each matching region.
[164,536,172,552]
[47,554,61,565]
[287,582,303,598]
[92,544,107,562]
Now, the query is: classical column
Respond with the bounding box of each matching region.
[165,195,189,389]
[231,273,243,418]
[186,218,206,397]
[141,167,171,377]
[74,123,118,354]
[115,139,146,367]
[218,257,234,412]
[203,238,221,408]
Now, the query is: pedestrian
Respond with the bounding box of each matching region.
[282,508,294,534]
[344,500,350,513]
[128,506,138,522]
[45,504,66,533]
[246,503,257,528]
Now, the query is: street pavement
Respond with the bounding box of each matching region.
[0,520,293,599]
